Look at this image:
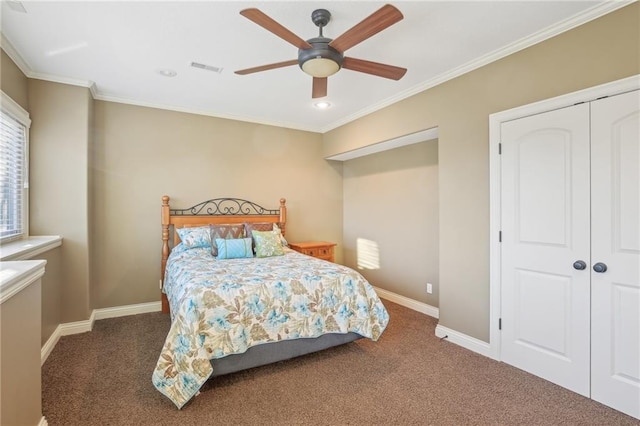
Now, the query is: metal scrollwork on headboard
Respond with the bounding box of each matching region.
[170,198,280,216]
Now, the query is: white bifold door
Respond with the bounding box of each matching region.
[500,90,639,419]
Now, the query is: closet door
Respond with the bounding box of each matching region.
[500,103,591,396]
[590,90,640,419]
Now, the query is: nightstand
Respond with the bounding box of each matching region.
[289,242,336,262]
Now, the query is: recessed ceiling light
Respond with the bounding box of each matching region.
[314,101,331,110]
[157,69,177,77]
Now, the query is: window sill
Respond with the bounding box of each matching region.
[0,259,46,304]
[0,236,63,261]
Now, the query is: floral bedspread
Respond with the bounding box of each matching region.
[152,246,389,408]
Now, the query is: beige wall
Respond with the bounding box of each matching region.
[28,80,92,323]
[0,49,28,110]
[342,140,439,306]
[0,52,67,344]
[91,101,342,308]
[0,279,42,426]
[324,4,640,342]
[37,247,63,346]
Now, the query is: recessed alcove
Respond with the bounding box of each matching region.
[330,128,440,310]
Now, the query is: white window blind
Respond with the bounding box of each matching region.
[0,100,29,242]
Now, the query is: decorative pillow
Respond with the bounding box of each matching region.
[273,223,288,247]
[176,226,211,249]
[216,238,254,259]
[245,222,275,252]
[252,230,285,258]
[210,224,245,256]
[244,222,274,236]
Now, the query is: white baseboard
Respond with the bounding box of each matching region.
[40,324,62,366]
[372,288,497,361]
[94,301,162,320]
[38,416,48,426]
[60,310,96,336]
[40,301,162,365]
[41,311,96,365]
[373,286,439,319]
[435,324,497,360]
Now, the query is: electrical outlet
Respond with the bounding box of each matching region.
[427,283,433,294]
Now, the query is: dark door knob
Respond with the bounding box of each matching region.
[573,260,587,270]
[593,262,608,273]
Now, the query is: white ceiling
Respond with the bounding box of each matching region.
[1,1,621,133]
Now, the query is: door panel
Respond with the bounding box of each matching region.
[590,90,640,419]
[516,131,571,246]
[513,269,572,359]
[501,104,591,396]
[613,112,640,254]
[612,283,639,382]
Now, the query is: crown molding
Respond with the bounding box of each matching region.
[92,92,321,133]
[1,33,31,76]
[2,33,96,91]
[27,71,95,90]
[88,82,98,99]
[320,0,635,133]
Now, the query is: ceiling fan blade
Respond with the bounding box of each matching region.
[240,8,312,49]
[312,77,328,98]
[328,4,403,53]
[235,59,298,75]
[342,57,407,80]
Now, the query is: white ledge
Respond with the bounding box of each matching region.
[325,128,439,161]
[0,236,62,261]
[0,260,47,304]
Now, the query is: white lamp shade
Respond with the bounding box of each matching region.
[301,57,340,78]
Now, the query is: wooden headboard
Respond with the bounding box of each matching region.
[160,195,287,313]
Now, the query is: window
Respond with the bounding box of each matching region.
[0,92,30,243]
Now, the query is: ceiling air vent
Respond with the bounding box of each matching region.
[190,62,223,73]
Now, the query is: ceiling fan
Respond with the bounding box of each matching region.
[235,4,407,99]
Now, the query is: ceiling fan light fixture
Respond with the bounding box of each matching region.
[298,36,343,78]
[301,57,339,78]
[236,5,405,98]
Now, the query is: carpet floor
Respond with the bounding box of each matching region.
[42,301,638,425]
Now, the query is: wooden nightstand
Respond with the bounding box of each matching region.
[289,242,336,262]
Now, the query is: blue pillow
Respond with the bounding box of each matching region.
[176,226,211,249]
[216,238,254,259]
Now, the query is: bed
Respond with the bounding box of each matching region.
[153,196,389,408]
